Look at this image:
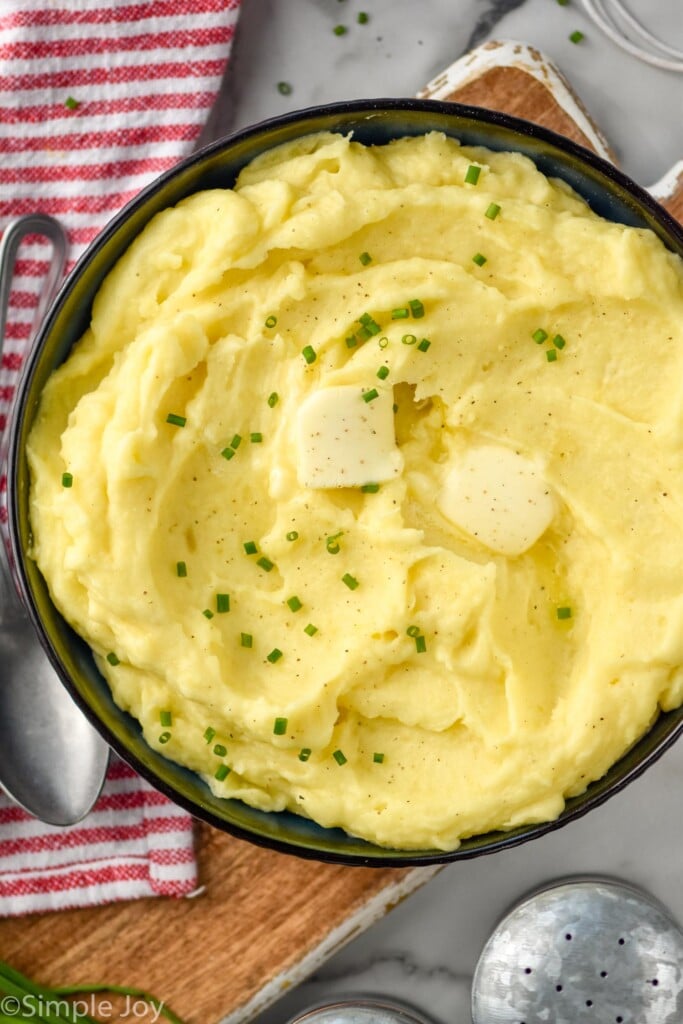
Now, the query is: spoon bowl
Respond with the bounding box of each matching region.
[0,214,110,825]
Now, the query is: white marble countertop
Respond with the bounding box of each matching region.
[209,2,683,1022]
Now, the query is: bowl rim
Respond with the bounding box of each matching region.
[8,96,683,866]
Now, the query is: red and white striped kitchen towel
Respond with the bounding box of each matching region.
[0,0,242,916]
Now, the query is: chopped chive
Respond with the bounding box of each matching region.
[417,338,431,352]
[287,595,303,612]
[230,433,242,449]
[176,561,187,577]
[250,431,263,443]
[406,625,421,638]
[415,634,427,653]
[166,413,186,427]
[376,365,390,380]
[257,556,275,572]
[356,325,372,342]
[532,328,548,344]
[345,334,358,349]
[401,333,417,346]
[465,164,481,185]
[409,299,424,318]
[216,593,230,613]
[240,632,253,648]
[361,482,380,493]
[106,651,120,666]
[378,335,389,349]
[203,608,214,619]
[61,471,73,487]
[485,202,501,220]
[569,29,584,43]
[299,747,312,761]
[244,541,258,555]
[333,24,347,35]
[286,530,299,542]
[373,752,385,764]
[556,606,572,620]
[362,388,379,403]
[393,402,399,413]
[277,81,292,95]
[333,749,347,765]
[359,251,372,265]
[357,11,369,23]
[221,447,236,460]
[265,315,277,328]
[267,392,279,407]
[326,535,341,554]
[267,648,283,663]
[472,252,487,266]
[557,0,569,4]
[552,333,566,350]
[273,717,288,735]
[64,96,80,110]
[159,731,171,744]
[546,349,558,363]
[391,307,410,319]
[302,344,317,364]
[342,573,359,590]
[213,743,227,757]
[204,727,216,744]
[160,710,172,728]
[359,313,381,335]
[304,623,318,636]
[215,764,230,781]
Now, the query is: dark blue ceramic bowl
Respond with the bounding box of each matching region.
[8,100,683,865]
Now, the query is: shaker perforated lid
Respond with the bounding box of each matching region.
[471,876,683,1024]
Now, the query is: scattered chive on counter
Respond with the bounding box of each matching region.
[277,81,292,95]
[357,11,369,23]
[64,95,79,110]
[570,29,584,43]
[333,24,347,35]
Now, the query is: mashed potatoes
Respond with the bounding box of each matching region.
[27,132,683,850]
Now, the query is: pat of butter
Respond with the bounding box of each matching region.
[296,385,403,488]
[438,445,555,556]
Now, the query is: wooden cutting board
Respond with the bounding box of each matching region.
[2,41,681,1024]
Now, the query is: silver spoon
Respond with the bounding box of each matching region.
[0,213,110,826]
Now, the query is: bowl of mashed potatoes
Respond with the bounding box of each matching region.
[9,100,683,864]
